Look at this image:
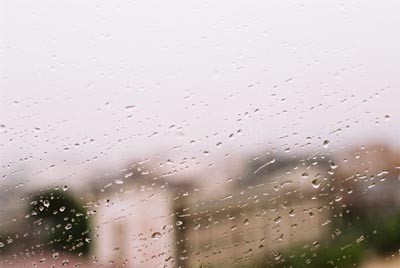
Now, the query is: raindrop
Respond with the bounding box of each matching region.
[124,172,133,178]
[289,209,295,217]
[274,252,282,260]
[221,194,233,201]
[151,232,162,239]
[334,195,343,202]
[347,189,353,194]
[311,179,320,189]
[356,235,365,243]
[43,200,50,208]
[125,105,136,111]
[323,140,330,148]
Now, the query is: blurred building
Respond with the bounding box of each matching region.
[0,184,31,255]
[92,155,334,268]
[93,166,193,268]
[176,155,333,267]
[334,143,400,219]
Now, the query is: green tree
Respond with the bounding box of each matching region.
[29,189,91,256]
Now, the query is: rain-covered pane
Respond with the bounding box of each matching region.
[1,1,400,268]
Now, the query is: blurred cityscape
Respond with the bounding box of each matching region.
[1,142,400,268]
[2,1,400,267]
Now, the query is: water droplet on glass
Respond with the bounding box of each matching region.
[323,140,330,148]
[274,252,282,260]
[43,200,50,208]
[274,216,282,224]
[289,209,295,217]
[151,232,162,239]
[311,179,320,188]
[125,105,136,111]
[334,195,343,202]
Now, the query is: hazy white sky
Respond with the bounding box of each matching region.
[1,0,400,186]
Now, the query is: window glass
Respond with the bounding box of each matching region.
[1,1,400,268]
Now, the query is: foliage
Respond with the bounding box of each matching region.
[29,189,91,256]
[249,211,400,268]
[272,231,365,268]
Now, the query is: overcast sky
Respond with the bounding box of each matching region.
[1,0,400,186]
